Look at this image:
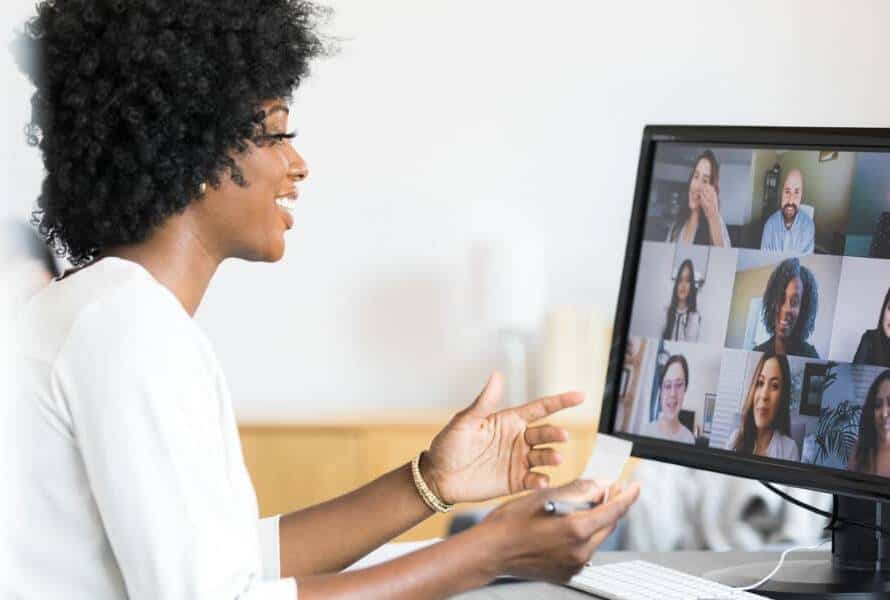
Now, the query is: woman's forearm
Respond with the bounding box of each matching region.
[706,213,725,246]
[296,524,504,600]
[278,461,436,577]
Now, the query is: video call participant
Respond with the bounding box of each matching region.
[725,352,799,461]
[753,257,820,358]
[662,259,701,342]
[760,169,815,254]
[853,288,890,367]
[849,370,890,477]
[666,150,731,248]
[641,354,696,444]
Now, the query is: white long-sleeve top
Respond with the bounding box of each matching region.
[3,257,296,599]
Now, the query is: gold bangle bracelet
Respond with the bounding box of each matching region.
[411,452,453,513]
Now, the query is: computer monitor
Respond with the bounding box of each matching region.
[599,126,890,598]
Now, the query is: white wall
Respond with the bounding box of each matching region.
[5,1,890,421]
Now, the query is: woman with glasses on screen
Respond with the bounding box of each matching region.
[853,288,890,367]
[726,352,799,461]
[666,150,731,248]
[641,355,696,444]
[849,370,890,477]
[662,259,701,343]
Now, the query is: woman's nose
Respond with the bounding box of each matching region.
[284,144,309,183]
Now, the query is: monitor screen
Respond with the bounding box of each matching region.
[602,127,890,501]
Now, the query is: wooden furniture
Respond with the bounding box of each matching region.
[238,418,603,541]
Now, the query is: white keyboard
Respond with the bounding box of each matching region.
[568,560,766,600]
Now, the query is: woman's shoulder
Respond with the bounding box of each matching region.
[725,428,739,449]
[20,258,201,367]
[641,420,658,435]
[799,340,820,358]
[861,329,880,344]
[775,432,800,460]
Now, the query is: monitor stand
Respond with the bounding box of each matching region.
[705,494,890,598]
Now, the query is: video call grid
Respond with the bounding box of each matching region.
[617,143,890,481]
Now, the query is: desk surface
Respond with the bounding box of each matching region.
[450,551,829,599]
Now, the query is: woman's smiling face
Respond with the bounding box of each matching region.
[196,98,308,263]
[752,357,783,431]
[660,361,687,422]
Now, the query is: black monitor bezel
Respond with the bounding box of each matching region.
[599,125,890,503]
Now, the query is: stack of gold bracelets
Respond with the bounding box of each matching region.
[411,452,453,513]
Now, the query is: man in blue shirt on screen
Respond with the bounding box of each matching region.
[760,168,815,254]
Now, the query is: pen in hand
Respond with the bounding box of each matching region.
[543,499,601,516]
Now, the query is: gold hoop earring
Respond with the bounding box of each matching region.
[199,182,207,196]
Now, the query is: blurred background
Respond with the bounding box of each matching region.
[4,0,890,547]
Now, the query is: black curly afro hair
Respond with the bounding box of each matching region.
[761,257,819,341]
[15,0,327,265]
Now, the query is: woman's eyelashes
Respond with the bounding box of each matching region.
[268,130,297,144]
[257,130,297,145]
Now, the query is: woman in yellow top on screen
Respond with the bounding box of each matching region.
[726,352,800,461]
[641,355,696,444]
[666,150,731,248]
[849,370,890,477]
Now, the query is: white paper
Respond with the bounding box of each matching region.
[581,433,633,483]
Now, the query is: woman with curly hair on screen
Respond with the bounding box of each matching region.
[849,370,890,477]
[753,257,820,358]
[725,352,799,461]
[5,2,639,599]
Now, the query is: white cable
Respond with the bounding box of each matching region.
[733,539,831,592]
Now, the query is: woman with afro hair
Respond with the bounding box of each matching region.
[5,1,639,599]
[753,257,820,358]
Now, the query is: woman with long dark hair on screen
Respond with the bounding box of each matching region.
[5,2,640,598]
[726,352,799,461]
[853,288,890,367]
[850,370,890,477]
[662,259,701,342]
[666,150,731,248]
[641,354,696,444]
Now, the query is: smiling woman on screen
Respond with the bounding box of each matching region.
[3,1,639,599]
[641,354,695,445]
[726,352,799,462]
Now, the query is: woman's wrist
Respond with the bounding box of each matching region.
[413,452,453,512]
[417,451,450,506]
[451,518,509,582]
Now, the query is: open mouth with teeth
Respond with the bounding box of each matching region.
[778,317,794,336]
[275,195,297,212]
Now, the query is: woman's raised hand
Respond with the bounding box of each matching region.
[699,183,721,221]
[422,372,583,505]
[479,479,641,583]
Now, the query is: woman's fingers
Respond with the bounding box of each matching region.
[523,471,551,490]
[514,391,584,423]
[547,479,607,504]
[570,482,641,540]
[525,425,569,446]
[527,447,562,468]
